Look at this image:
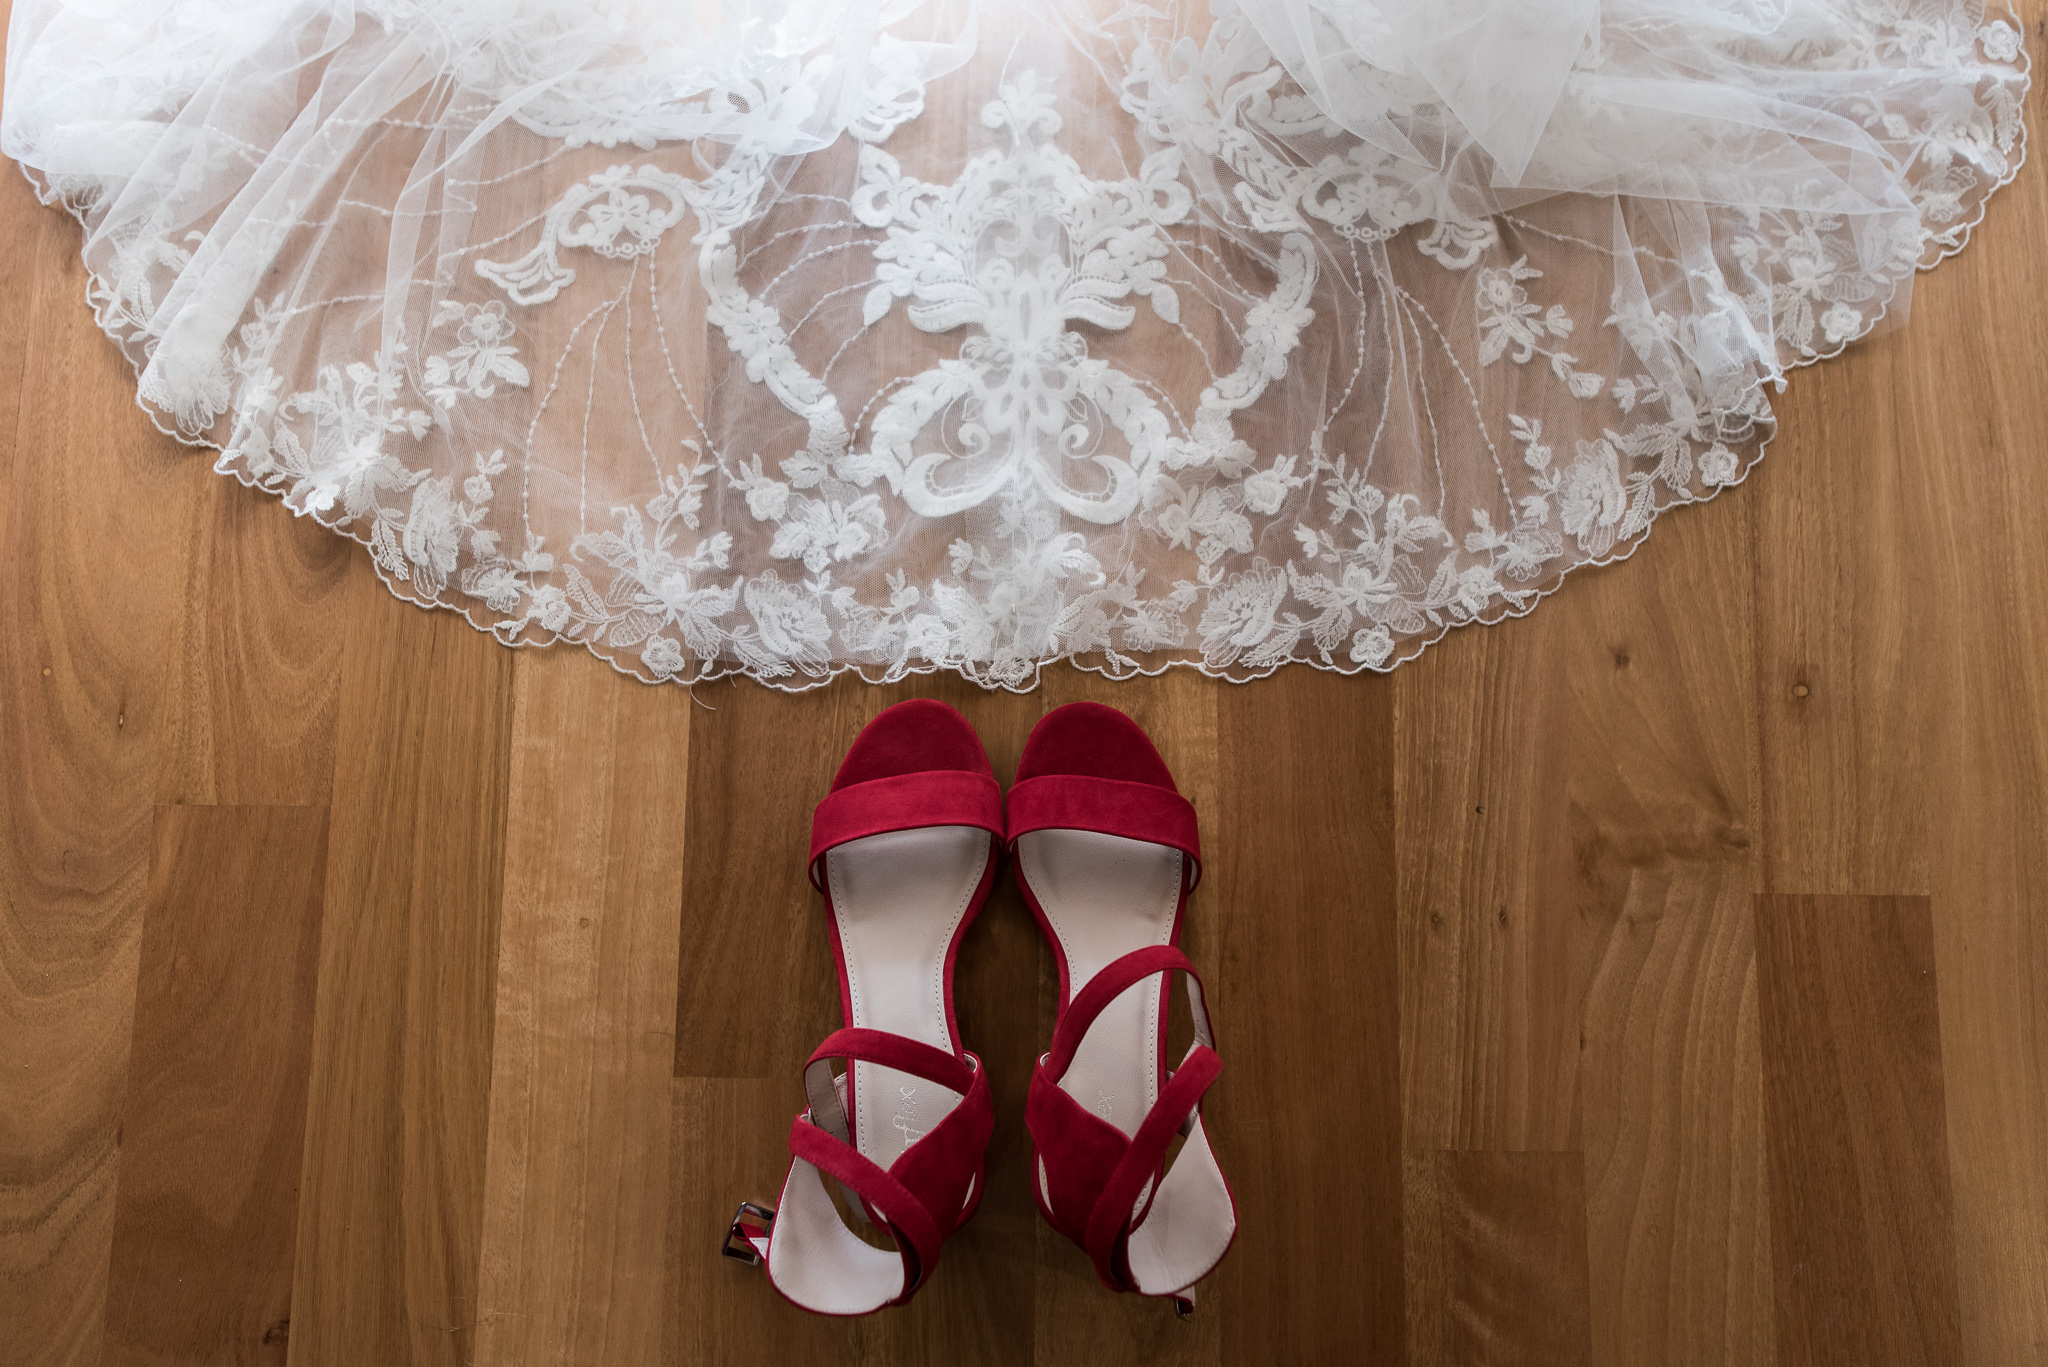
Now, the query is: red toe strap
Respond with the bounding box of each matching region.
[1004,774,1201,888]
[810,772,1005,889]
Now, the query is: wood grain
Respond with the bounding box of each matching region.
[1565,476,1774,1367]
[1754,894,1961,1367]
[1408,1150,1594,1367]
[1395,373,1773,1367]
[1753,51,2048,1363]
[671,677,843,1080]
[102,805,328,1367]
[285,572,515,1367]
[156,478,351,807]
[471,648,691,1365]
[0,170,200,1366]
[1578,847,1773,1367]
[1396,610,1582,1158]
[1214,666,1407,1367]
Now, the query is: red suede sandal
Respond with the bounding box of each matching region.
[1007,702,1238,1316]
[723,699,1003,1315]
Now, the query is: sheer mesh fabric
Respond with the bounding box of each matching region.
[1,0,2027,689]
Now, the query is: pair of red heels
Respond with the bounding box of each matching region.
[722,700,1237,1317]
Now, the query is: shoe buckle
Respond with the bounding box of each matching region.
[722,1201,776,1265]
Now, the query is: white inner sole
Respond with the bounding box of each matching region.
[1017,828,1182,1136]
[827,824,987,1169]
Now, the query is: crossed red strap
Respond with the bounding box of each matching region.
[785,1027,994,1303]
[1026,946,1222,1294]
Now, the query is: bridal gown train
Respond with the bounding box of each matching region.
[0,0,2029,689]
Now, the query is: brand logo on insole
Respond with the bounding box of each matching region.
[891,1086,925,1146]
[1095,1091,1115,1121]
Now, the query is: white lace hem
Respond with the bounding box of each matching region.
[3,0,2029,692]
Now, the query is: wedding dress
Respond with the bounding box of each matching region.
[2,0,2028,690]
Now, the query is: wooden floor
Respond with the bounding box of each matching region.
[4,24,2047,1367]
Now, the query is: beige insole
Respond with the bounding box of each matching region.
[825,824,989,1172]
[1016,828,1183,1137]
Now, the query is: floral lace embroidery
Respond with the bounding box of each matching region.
[477,165,695,306]
[851,75,1199,523]
[28,2,2030,691]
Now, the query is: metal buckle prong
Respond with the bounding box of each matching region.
[722,1201,777,1265]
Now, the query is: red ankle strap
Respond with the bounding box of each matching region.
[786,1114,948,1297]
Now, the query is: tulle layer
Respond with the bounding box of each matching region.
[1,0,2028,689]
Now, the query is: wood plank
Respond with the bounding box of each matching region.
[1752,327,1928,897]
[1395,616,1580,1156]
[471,650,691,1364]
[1395,327,1772,1367]
[102,805,329,1367]
[1214,666,1407,1365]
[1563,492,1775,1367]
[1753,28,2048,1360]
[671,679,844,1079]
[1578,856,1773,1367]
[1408,1150,1594,1367]
[0,172,203,1366]
[1753,894,1961,1367]
[1390,574,1588,1367]
[286,565,515,1367]
[156,476,351,806]
[1885,81,2048,1363]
